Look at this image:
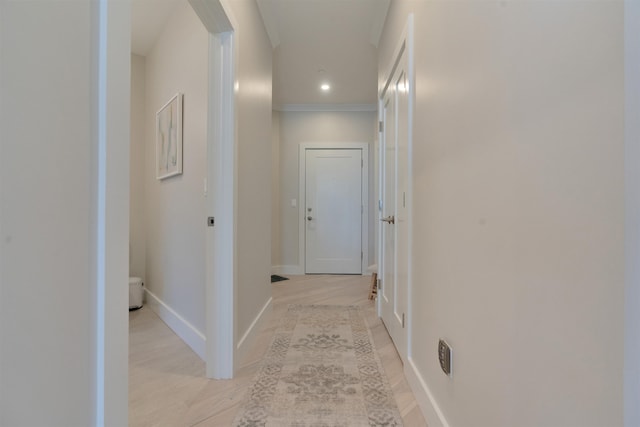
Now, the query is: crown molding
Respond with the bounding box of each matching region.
[273,103,377,112]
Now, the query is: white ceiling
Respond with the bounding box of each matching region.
[131,0,389,106]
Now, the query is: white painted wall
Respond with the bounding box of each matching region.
[379,2,624,426]
[272,110,281,267]
[130,54,147,281]
[144,2,208,339]
[230,0,274,346]
[275,111,377,272]
[624,2,640,425]
[0,0,130,425]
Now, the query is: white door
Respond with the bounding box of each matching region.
[380,39,411,362]
[305,148,362,274]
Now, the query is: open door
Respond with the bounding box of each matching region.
[379,17,413,363]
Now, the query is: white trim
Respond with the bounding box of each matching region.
[406,358,450,427]
[189,0,233,33]
[377,14,414,363]
[274,103,377,113]
[207,29,236,379]
[94,2,108,424]
[405,12,415,367]
[298,142,370,275]
[190,0,236,379]
[145,289,206,360]
[96,0,130,424]
[236,297,272,364]
[271,265,304,275]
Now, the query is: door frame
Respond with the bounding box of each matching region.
[189,0,237,379]
[298,142,369,275]
[377,14,414,361]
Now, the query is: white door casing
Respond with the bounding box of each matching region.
[378,15,414,364]
[305,149,362,274]
[189,0,237,379]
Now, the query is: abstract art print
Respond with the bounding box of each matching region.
[156,93,183,180]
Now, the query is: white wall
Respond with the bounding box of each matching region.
[130,54,146,281]
[272,110,281,267]
[379,2,624,426]
[0,0,130,425]
[230,0,274,346]
[275,110,377,272]
[144,1,208,341]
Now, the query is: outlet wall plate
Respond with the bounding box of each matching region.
[438,339,452,376]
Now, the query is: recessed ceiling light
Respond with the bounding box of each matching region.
[320,83,330,92]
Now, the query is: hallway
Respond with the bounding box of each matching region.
[129,275,426,426]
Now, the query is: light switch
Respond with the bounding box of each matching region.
[291,198,297,208]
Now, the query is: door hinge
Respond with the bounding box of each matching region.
[379,121,384,132]
[361,158,364,168]
[361,251,363,260]
[402,313,405,328]
[377,278,381,290]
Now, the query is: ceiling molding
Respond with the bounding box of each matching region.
[189,0,233,34]
[369,0,391,47]
[274,104,377,113]
[256,0,280,49]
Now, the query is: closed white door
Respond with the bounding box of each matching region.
[305,149,362,274]
[380,40,410,362]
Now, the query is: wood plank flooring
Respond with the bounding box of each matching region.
[129,275,427,426]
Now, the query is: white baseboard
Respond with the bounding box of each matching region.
[405,357,450,427]
[144,289,206,361]
[271,265,303,275]
[236,297,272,364]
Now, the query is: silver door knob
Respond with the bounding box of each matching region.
[381,215,395,224]
[307,216,313,221]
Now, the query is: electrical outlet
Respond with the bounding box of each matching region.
[438,339,452,376]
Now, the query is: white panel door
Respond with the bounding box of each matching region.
[380,41,410,362]
[305,149,362,274]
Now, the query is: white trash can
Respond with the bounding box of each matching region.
[129,277,144,310]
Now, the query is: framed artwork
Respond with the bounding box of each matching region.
[156,93,183,180]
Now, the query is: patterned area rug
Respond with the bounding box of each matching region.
[232,304,403,426]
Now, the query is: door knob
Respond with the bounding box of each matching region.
[307,216,313,221]
[381,215,395,224]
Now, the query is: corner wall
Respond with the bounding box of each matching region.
[143,2,209,353]
[229,0,274,349]
[130,54,146,281]
[379,2,624,426]
[272,110,281,267]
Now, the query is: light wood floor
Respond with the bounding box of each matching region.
[129,275,427,426]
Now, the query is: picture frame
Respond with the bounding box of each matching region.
[156,93,183,180]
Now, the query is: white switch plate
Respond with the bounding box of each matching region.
[291,198,297,208]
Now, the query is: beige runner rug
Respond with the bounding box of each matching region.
[232,304,403,427]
